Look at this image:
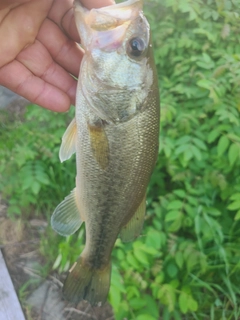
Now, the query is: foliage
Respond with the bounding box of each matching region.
[1,0,240,319]
[0,106,76,216]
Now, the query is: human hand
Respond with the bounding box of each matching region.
[0,0,114,112]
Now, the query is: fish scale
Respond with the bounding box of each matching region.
[51,0,160,306]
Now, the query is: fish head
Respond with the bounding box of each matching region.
[74,0,154,95]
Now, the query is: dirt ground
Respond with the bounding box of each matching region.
[0,196,115,320]
[0,87,115,320]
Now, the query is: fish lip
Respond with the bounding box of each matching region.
[74,0,143,30]
[74,0,144,51]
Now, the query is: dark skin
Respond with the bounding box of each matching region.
[0,0,114,112]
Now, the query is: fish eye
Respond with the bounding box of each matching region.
[127,37,146,58]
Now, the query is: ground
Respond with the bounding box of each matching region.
[0,87,115,320]
[0,191,114,320]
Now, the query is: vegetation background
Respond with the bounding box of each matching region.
[1,0,240,319]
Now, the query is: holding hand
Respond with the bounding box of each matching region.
[0,0,113,112]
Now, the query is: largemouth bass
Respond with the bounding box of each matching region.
[51,0,160,306]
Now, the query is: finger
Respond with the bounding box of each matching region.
[48,0,115,42]
[0,0,31,10]
[16,39,77,103]
[0,0,52,67]
[0,61,74,112]
[48,0,79,41]
[80,0,115,9]
[37,19,83,78]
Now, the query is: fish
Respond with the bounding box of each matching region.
[51,0,160,306]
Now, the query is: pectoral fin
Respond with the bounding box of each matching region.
[88,123,109,170]
[51,188,83,236]
[59,118,77,162]
[120,195,146,242]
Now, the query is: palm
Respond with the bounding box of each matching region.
[0,0,113,111]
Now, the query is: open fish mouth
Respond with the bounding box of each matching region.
[74,0,144,50]
[74,0,143,30]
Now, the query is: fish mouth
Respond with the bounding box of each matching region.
[74,0,143,31]
[74,0,143,51]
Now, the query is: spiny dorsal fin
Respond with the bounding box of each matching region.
[120,194,146,242]
[51,188,83,236]
[59,118,77,163]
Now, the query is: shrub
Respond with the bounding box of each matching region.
[1,0,240,319]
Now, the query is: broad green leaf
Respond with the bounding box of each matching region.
[137,315,156,320]
[133,248,149,266]
[167,262,178,278]
[183,148,193,162]
[179,291,188,314]
[230,193,240,201]
[188,296,198,311]
[207,129,221,143]
[234,210,240,220]
[217,135,230,156]
[167,200,183,210]
[158,284,176,312]
[126,286,140,300]
[31,181,41,195]
[165,210,181,222]
[191,145,202,161]
[129,297,146,310]
[206,207,221,216]
[173,189,186,198]
[227,200,240,211]
[175,251,184,269]
[228,143,239,166]
[126,254,139,269]
[192,137,207,150]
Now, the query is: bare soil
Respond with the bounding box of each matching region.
[0,196,115,320]
[0,89,115,320]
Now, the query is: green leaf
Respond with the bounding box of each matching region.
[197,79,213,89]
[206,207,221,216]
[137,315,156,320]
[173,189,186,198]
[228,143,239,166]
[165,210,181,222]
[31,181,41,195]
[167,200,183,210]
[217,135,230,156]
[191,145,202,161]
[230,193,240,201]
[179,291,188,314]
[192,137,207,150]
[234,210,240,220]
[133,248,149,266]
[126,286,140,300]
[227,200,240,211]
[158,284,176,312]
[129,297,146,310]
[175,251,184,269]
[208,129,220,143]
[167,263,178,278]
[126,254,139,269]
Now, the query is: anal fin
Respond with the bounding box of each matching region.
[51,188,83,236]
[120,194,146,242]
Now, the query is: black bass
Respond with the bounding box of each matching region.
[51,0,160,306]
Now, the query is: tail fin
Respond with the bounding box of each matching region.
[63,256,111,306]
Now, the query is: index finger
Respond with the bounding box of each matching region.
[80,0,115,9]
[48,0,115,42]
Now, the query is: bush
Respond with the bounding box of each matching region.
[1,0,240,319]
